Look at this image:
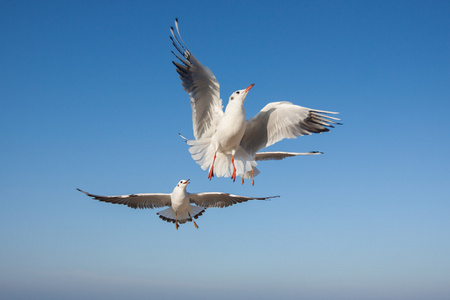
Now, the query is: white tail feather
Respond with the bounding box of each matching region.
[187,139,257,178]
[188,138,214,170]
[243,166,261,179]
[157,206,205,225]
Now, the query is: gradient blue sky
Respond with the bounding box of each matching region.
[1,1,449,299]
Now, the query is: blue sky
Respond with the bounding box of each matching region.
[1,0,449,299]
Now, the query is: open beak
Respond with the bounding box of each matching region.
[184,179,190,184]
[244,83,255,93]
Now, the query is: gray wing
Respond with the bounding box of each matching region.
[240,101,341,157]
[171,19,223,140]
[77,189,171,209]
[189,192,279,208]
[254,151,323,161]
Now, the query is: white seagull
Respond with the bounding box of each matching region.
[171,19,341,184]
[77,179,278,230]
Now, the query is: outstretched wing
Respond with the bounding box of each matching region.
[171,19,223,140]
[240,102,341,156]
[254,151,323,161]
[77,189,172,209]
[189,192,279,208]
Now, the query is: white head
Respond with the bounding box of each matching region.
[228,83,255,103]
[176,179,190,190]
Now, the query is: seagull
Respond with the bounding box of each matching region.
[171,19,341,184]
[77,179,278,230]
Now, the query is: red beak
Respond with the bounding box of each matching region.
[244,83,255,93]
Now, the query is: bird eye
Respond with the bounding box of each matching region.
[236,91,240,94]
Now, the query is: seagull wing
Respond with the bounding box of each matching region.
[171,19,223,140]
[254,151,323,161]
[240,101,341,156]
[77,189,172,209]
[189,192,279,208]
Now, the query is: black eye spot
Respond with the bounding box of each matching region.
[236,91,240,94]
[230,97,234,100]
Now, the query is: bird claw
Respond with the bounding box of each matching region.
[208,166,214,180]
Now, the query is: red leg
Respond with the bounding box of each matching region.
[208,152,217,180]
[231,155,236,182]
[252,169,254,186]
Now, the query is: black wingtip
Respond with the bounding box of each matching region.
[175,17,178,22]
[178,133,188,142]
[266,195,280,201]
[76,188,87,195]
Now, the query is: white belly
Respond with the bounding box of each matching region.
[171,191,190,213]
[214,108,246,152]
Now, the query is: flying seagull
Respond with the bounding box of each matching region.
[77,179,278,230]
[171,19,341,184]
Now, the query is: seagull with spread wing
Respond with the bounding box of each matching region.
[171,19,341,184]
[77,179,278,230]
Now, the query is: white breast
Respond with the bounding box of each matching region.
[213,103,246,152]
[171,188,189,212]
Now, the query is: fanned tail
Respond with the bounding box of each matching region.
[157,207,177,223]
[189,206,205,220]
[157,206,206,225]
[187,139,257,179]
[187,138,215,171]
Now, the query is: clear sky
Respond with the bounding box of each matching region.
[1,0,449,299]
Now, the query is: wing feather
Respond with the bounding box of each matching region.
[189,192,278,208]
[77,189,171,209]
[254,151,323,161]
[240,102,341,156]
[171,19,223,140]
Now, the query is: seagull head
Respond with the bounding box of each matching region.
[176,179,190,189]
[228,83,255,103]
